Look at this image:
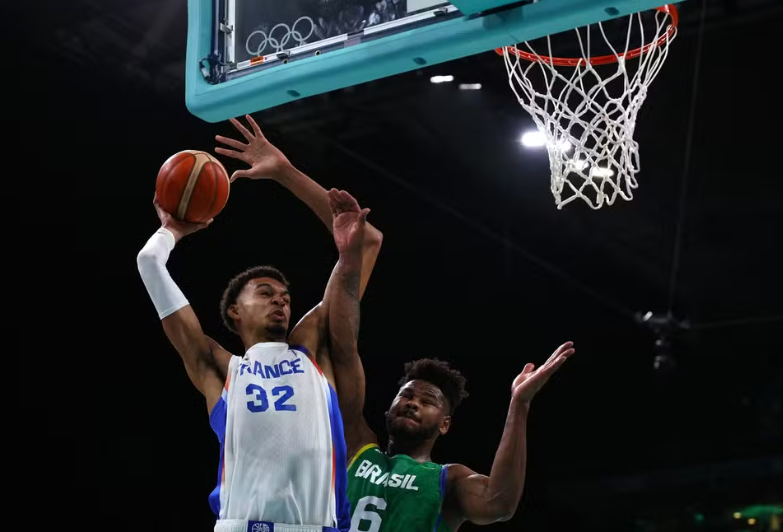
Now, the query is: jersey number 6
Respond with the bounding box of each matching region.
[350,496,387,532]
[245,384,297,412]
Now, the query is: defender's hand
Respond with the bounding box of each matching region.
[511,341,575,404]
[153,196,212,243]
[214,114,292,182]
[329,189,370,257]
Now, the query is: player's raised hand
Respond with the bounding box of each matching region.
[329,188,370,257]
[153,195,212,243]
[214,114,292,182]
[511,341,575,404]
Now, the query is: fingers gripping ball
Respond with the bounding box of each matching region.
[156,150,230,223]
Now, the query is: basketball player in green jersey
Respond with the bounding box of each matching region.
[328,270,576,531]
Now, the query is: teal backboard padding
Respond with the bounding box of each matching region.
[449,0,537,16]
[185,0,683,123]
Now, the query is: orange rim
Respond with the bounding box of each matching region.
[495,4,678,67]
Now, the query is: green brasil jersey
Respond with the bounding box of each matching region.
[346,444,452,532]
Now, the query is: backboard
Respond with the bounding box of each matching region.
[185,0,684,123]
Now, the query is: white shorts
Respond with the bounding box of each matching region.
[214,520,340,532]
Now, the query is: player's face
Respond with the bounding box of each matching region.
[234,277,291,340]
[386,380,450,442]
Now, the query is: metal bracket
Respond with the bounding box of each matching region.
[345,33,363,48]
[199,53,226,84]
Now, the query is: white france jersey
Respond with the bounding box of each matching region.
[208,342,350,531]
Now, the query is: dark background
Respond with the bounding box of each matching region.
[24,0,783,530]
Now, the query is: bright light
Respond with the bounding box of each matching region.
[748,518,757,525]
[520,131,573,152]
[564,160,616,178]
[459,83,482,90]
[520,131,546,147]
[557,139,573,153]
[567,159,588,172]
[733,513,742,519]
[591,166,615,179]
[430,75,454,84]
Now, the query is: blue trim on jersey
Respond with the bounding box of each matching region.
[288,344,312,359]
[326,383,351,532]
[433,464,449,532]
[439,465,448,497]
[208,396,228,516]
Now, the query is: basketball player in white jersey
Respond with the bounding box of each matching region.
[211,119,577,532]
[137,116,382,532]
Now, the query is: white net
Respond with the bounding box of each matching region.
[501,6,678,209]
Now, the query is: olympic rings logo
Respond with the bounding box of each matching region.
[245,16,315,57]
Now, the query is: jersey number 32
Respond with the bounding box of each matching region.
[245,384,296,412]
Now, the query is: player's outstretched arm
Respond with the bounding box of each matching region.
[136,197,232,413]
[286,191,366,365]
[215,114,383,299]
[442,342,576,530]
[322,189,379,459]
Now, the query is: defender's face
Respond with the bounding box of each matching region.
[233,277,291,338]
[386,380,450,441]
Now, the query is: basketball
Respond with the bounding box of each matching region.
[155,150,230,223]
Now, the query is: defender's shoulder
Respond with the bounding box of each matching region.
[348,443,382,470]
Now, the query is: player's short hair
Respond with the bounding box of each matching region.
[399,358,469,415]
[220,265,290,333]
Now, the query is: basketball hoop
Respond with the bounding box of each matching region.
[497,5,679,209]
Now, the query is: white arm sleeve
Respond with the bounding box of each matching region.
[136,228,189,319]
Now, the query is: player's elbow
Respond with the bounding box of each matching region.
[137,247,155,272]
[485,496,520,523]
[465,507,516,526]
[137,243,167,273]
[494,506,517,523]
[464,495,519,525]
[480,507,516,524]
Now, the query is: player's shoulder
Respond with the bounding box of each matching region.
[348,443,383,469]
[288,343,313,358]
[443,463,476,485]
[205,335,236,375]
[288,302,327,355]
[292,302,327,330]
